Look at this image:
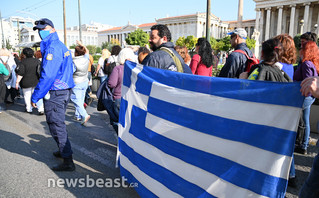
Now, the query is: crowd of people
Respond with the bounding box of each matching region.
[0,17,319,197]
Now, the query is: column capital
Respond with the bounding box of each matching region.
[290,4,296,8]
[265,7,272,11]
[277,6,284,9]
[304,2,311,6]
[255,8,260,12]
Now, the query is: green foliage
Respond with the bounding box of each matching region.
[175,36,198,52]
[110,38,120,46]
[93,55,101,61]
[5,39,12,50]
[246,38,256,50]
[210,37,218,51]
[175,36,186,47]
[294,34,301,50]
[101,41,112,51]
[217,36,232,52]
[96,47,101,54]
[125,29,149,47]
[69,44,76,49]
[184,36,198,51]
[86,45,96,55]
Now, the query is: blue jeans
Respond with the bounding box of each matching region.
[44,89,72,158]
[299,153,319,197]
[71,80,89,119]
[301,96,315,149]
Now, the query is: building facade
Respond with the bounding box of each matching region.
[156,12,229,41]
[254,0,319,43]
[0,16,34,48]
[98,22,155,47]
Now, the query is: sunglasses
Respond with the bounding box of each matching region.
[35,20,46,25]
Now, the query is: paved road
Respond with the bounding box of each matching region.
[0,98,139,198]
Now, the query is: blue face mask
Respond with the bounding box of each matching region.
[39,29,51,40]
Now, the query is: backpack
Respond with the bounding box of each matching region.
[0,58,12,81]
[159,47,184,73]
[234,50,259,72]
[103,56,117,75]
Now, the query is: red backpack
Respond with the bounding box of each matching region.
[233,50,259,72]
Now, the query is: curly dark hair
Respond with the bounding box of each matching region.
[196,38,213,68]
[22,47,34,58]
[274,34,297,64]
[262,38,283,66]
[111,45,122,56]
[301,32,317,42]
[151,24,172,42]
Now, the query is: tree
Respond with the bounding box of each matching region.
[294,34,301,50]
[217,36,231,53]
[101,41,112,51]
[125,29,149,47]
[210,37,218,51]
[69,44,76,49]
[246,37,256,50]
[96,47,101,54]
[5,39,12,50]
[175,36,186,47]
[110,38,120,46]
[86,45,96,55]
[184,36,198,52]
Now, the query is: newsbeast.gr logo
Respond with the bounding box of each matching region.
[48,175,138,188]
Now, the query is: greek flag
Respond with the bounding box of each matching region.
[118,61,304,198]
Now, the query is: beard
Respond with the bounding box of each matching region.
[149,42,158,51]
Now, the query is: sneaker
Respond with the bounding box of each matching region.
[38,111,44,115]
[84,103,87,109]
[81,115,90,125]
[25,109,32,114]
[53,151,62,158]
[73,116,81,121]
[294,147,307,155]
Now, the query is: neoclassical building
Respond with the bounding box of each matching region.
[98,22,155,47]
[156,12,229,41]
[254,0,319,43]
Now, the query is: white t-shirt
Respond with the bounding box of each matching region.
[97,57,106,77]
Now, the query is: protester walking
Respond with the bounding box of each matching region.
[71,41,90,125]
[31,18,75,171]
[15,47,44,114]
[0,62,9,113]
[189,38,213,76]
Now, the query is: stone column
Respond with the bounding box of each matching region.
[237,0,244,28]
[255,8,260,32]
[317,11,319,35]
[308,5,313,32]
[289,4,296,37]
[259,9,265,43]
[303,3,311,33]
[277,6,283,35]
[282,8,287,33]
[294,7,300,35]
[265,7,271,40]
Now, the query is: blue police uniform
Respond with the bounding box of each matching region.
[31,32,75,159]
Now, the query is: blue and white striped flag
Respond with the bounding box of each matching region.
[118,61,304,198]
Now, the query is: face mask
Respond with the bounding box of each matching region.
[39,29,51,40]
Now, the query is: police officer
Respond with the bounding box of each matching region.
[31,18,75,171]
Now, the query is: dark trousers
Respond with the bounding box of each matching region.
[0,78,6,109]
[44,89,73,158]
[5,87,17,103]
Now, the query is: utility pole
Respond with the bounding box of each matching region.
[63,0,67,45]
[0,11,5,48]
[78,0,82,42]
[206,0,211,42]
